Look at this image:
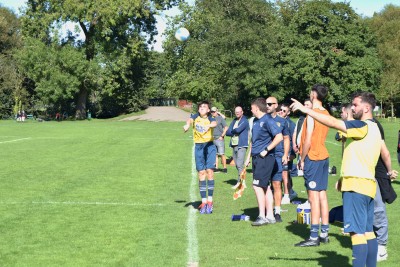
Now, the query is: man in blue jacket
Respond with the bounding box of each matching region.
[226,106,249,189]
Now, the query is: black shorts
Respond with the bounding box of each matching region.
[252,154,275,188]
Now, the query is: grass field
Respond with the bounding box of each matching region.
[0,118,399,266]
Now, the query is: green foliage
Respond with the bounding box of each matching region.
[159,0,382,109]
[18,0,179,118]
[163,0,281,109]
[277,0,382,104]
[368,5,400,117]
[0,7,24,118]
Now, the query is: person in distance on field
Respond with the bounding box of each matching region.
[226,106,249,188]
[211,107,228,173]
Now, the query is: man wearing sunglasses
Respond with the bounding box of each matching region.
[279,103,298,204]
[266,97,291,223]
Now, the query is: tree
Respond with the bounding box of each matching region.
[368,4,400,118]
[0,6,25,118]
[277,0,381,104]
[18,0,179,118]
[163,0,282,110]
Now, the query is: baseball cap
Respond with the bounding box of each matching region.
[211,107,217,112]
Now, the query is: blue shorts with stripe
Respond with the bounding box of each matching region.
[303,156,329,191]
[194,142,216,171]
[252,154,275,188]
[342,191,374,234]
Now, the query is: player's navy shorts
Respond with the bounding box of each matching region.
[213,139,225,155]
[195,142,216,171]
[342,191,374,234]
[272,156,283,182]
[282,160,293,172]
[303,156,329,191]
[252,154,275,188]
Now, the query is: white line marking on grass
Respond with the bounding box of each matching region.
[187,144,199,267]
[0,137,31,144]
[0,201,166,206]
[325,141,341,147]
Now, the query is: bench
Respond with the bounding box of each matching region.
[26,114,34,119]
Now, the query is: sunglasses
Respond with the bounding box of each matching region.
[266,103,276,106]
[280,109,288,113]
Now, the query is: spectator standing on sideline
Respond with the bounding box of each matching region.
[183,101,217,214]
[292,99,312,176]
[226,106,249,188]
[266,97,290,223]
[280,103,298,204]
[294,84,330,247]
[371,119,397,261]
[293,99,312,155]
[291,91,382,266]
[244,98,283,226]
[211,107,228,173]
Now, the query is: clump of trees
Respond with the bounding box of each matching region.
[1,0,399,119]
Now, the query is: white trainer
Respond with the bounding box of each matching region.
[377,245,388,262]
[281,196,291,205]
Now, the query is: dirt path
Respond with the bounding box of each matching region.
[120,106,191,122]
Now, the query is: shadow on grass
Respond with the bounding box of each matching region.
[183,201,202,209]
[269,250,350,267]
[292,197,308,202]
[286,221,310,240]
[286,221,352,249]
[242,207,260,221]
[223,179,238,186]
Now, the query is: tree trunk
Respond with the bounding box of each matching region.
[75,87,87,119]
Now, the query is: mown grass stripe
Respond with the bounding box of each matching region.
[0,201,166,206]
[187,144,199,267]
[0,137,31,144]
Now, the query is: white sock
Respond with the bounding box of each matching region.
[274,206,281,214]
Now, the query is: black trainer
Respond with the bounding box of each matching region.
[221,168,227,173]
[294,238,320,247]
[319,236,330,244]
[213,168,220,173]
[274,213,282,223]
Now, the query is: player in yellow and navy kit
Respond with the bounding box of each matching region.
[184,101,217,214]
[291,92,382,267]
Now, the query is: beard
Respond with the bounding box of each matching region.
[353,110,362,120]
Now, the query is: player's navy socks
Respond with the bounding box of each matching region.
[366,232,377,267]
[310,224,319,239]
[320,224,329,238]
[207,179,214,197]
[199,180,207,199]
[352,235,368,267]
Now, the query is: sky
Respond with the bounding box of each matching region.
[1,0,400,51]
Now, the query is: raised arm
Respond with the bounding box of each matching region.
[183,118,193,132]
[291,98,346,132]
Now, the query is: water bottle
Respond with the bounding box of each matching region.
[232,214,250,221]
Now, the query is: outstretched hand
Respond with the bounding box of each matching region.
[290,98,308,114]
